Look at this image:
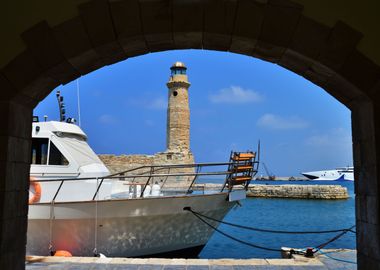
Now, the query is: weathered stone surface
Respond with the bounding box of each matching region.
[246,184,348,199]
[172,0,203,49]
[109,0,149,57]
[340,50,380,94]
[53,16,104,76]
[289,15,330,60]
[0,101,31,270]
[253,0,303,63]
[203,0,237,51]
[98,151,194,185]
[229,0,264,55]
[78,0,126,65]
[139,0,174,51]
[21,20,80,85]
[318,21,362,72]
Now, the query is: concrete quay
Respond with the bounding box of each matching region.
[25,249,356,270]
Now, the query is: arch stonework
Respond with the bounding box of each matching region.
[0,0,379,269]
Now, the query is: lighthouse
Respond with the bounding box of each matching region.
[166,62,191,152]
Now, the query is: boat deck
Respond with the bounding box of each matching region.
[25,249,356,270]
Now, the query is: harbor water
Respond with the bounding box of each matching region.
[198,180,355,259]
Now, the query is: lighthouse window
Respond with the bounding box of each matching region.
[173,91,178,96]
[31,138,48,165]
[49,141,69,166]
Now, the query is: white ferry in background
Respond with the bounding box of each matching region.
[301,167,354,181]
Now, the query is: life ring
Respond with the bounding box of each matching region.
[29,176,41,204]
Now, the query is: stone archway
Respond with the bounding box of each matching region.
[1,1,379,269]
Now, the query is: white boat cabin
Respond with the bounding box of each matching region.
[30,121,112,202]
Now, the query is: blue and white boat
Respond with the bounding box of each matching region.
[301,167,354,181]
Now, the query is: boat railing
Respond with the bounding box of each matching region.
[34,153,259,203]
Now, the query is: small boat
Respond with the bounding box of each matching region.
[301,167,354,181]
[27,119,259,258]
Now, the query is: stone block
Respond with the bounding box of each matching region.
[0,84,36,109]
[356,221,380,260]
[139,0,174,51]
[53,16,104,76]
[357,252,380,270]
[340,50,380,95]
[257,0,303,47]
[252,41,284,63]
[229,0,264,55]
[203,0,237,51]
[323,74,364,107]
[0,249,26,270]
[356,195,379,225]
[0,161,30,192]
[0,136,31,163]
[2,50,60,102]
[289,15,330,59]
[172,0,203,49]
[351,99,375,142]
[109,0,149,57]
[355,163,378,196]
[0,73,16,102]
[303,62,334,88]
[319,21,363,72]
[0,101,32,138]
[2,50,43,92]
[0,216,28,253]
[0,190,29,219]
[79,0,126,65]
[279,49,313,75]
[21,20,80,85]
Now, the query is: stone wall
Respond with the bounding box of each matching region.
[98,151,195,185]
[246,184,348,199]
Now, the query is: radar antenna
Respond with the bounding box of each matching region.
[56,90,66,122]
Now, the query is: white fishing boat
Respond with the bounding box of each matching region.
[301,167,354,181]
[27,118,258,258]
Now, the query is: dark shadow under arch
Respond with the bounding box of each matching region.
[0,0,379,269]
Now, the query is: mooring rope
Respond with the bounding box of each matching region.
[93,177,99,256]
[185,207,356,234]
[188,208,282,252]
[184,207,355,254]
[48,200,55,255]
[313,225,356,251]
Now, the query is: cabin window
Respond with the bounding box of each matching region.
[31,138,48,165]
[49,141,69,166]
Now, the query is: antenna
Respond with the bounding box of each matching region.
[56,90,66,122]
[77,78,81,127]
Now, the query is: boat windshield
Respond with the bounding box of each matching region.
[56,133,103,166]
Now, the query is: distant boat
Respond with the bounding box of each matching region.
[301,167,354,181]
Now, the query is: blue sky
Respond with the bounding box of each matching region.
[33,50,353,177]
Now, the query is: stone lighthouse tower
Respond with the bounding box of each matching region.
[165,62,194,164]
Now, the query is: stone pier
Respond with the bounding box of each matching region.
[246,184,349,199]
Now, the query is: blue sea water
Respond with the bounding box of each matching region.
[198,180,356,259]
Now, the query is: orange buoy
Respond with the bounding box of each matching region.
[53,250,72,257]
[29,176,42,204]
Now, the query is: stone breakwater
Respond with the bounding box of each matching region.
[188,184,349,200]
[246,184,348,199]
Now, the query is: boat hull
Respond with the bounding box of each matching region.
[27,193,233,257]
